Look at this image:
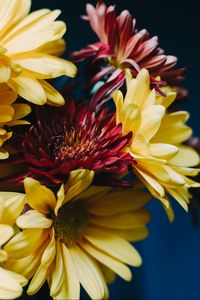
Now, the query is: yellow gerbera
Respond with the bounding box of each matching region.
[5,169,151,299]
[0,191,26,299]
[0,0,76,106]
[0,84,31,159]
[113,69,200,215]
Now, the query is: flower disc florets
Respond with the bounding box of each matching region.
[52,201,88,247]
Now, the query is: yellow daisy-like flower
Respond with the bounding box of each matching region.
[0,0,76,106]
[5,169,151,299]
[0,84,31,159]
[0,191,26,299]
[113,69,200,216]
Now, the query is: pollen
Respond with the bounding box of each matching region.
[52,201,88,247]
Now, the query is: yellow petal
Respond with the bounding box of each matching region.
[133,69,150,107]
[169,145,200,167]
[49,241,65,297]
[70,245,105,300]
[55,244,80,299]
[140,105,165,141]
[0,267,23,300]
[56,58,77,78]
[0,148,9,160]
[161,201,175,223]
[17,210,52,229]
[27,265,49,295]
[0,64,11,83]
[106,227,149,242]
[0,105,14,122]
[5,238,49,280]
[124,79,138,105]
[136,158,170,183]
[166,187,189,211]
[153,111,192,144]
[0,84,17,105]
[0,192,25,225]
[135,167,165,198]
[143,89,156,109]
[7,76,46,105]
[38,39,66,56]
[5,10,65,54]
[149,143,178,159]
[125,68,133,87]
[24,177,56,215]
[4,228,46,259]
[81,240,132,281]
[65,169,94,201]
[16,55,68,78]
[130,133,149,155]
[112,90,124,124]
[11,103,31,121]
[0,249,8,262]
[55,170,94,214]
[3,9,51,42]
[39,79,65,106]
[28,230,56,295]
[4,269,27,287]
[157,91,176,108]
[100,264,116,284]
[163,165,185,186]
[172,166,200,177]
[0,127,7,135]
[87,189,151,216]
[0,0,31,37]
[40,230,56,267]
[84,227,142,267]
[0,224,14,246]
[77,185,111,203]
[90,209,151,229]
[184,177,200,188]
[121,104,141,135]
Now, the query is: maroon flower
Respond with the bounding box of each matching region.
[71,0,185,108]
[4,99,133,187]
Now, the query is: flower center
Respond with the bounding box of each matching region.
[109,57,121,69]
[50,127,94,161]
[52,202,88,247]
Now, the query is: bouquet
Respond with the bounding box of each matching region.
[0,1,199,299]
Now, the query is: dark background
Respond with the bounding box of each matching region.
[24,1,200,299]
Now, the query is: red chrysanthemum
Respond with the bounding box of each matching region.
[71,0,185,108]
[4,99,133,187]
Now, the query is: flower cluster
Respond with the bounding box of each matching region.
[71,0,186,107]
[0,1,199,300]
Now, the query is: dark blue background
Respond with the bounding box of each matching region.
[25,1,200,299]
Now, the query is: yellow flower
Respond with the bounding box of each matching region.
[0,191,26,299]
[113,69,200,217]
[5,169,151,300]
[0,0,76,106]
[0,84,31,159]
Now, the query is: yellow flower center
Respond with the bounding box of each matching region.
[109,57,121,69]
[53,202,88,247]
[57,128,91,160]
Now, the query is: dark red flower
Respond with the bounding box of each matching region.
[4,99,133,187]
[71,0,186,108]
